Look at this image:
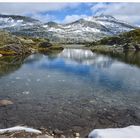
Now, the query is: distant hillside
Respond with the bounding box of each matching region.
[0,30,54,56]
[0,14,137,43]
[0,30,30,55]
[87,29,140,51]
[0,14,39,23]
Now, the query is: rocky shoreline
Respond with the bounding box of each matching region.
[0,30,63,57]
[0,99,140,138]
[1,124,140,138]
[0,126,81,138]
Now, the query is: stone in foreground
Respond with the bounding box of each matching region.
[88,125,140,138]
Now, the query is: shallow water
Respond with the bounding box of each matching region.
[0,47,140,137]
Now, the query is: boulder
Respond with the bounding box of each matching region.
[88,125,140,138]
[38,42,52,48]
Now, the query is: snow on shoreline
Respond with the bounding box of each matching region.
[88,125,140,138]
[1,125,140,138]
[0,126,42,134]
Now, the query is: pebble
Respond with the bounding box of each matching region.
[75,133,80,137]
[36,79,40,82]
[104,108,107,111]
[0,99,13,106]
[89,100,95,103]
[25,83,29,86]
[53,129,63,135]
[16,77,21,80]
[27,79,31,82]
[22,91,30,95]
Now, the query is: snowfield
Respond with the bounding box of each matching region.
[0,126,42,134]
[88,125,140,138]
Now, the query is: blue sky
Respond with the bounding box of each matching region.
[0,3,140,25]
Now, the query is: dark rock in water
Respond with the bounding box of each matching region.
[133,44,140,51]
[0,100,13,106]
[38,42,52,48]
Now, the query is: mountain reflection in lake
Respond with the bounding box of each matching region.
[0,47,140,137]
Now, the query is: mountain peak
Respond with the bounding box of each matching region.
[0,14,40,23]
[47,21,58,26]
[0,14,137,43]
[94,14,116,20]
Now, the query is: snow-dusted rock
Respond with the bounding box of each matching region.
[0,14,136,43]
[88,125,140,138]
[0,126,42,134]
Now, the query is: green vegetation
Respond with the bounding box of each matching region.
[87,29,140,52]
[0,30,63,56]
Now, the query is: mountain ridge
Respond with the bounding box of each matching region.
[0,14,138,43]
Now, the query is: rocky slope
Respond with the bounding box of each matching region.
[0,14,137,43]
[87,29,140,51]
[0,30,62,56]
[0,30,31,55]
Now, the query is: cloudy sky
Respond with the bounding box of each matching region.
[0,3,140,25]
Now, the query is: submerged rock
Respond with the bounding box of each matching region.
[0,99,13,106]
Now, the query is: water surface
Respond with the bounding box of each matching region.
[0,47,140,137]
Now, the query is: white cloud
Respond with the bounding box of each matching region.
[31,13,56,23]
[91,3,140,25]
[62,14,88,23]
[0,3,80,15]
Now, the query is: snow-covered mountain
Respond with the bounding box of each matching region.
[0,14,137,43]
[0,14,41,28]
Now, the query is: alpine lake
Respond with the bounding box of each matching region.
[0,45,140,137]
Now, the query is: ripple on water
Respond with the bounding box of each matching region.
[0,48,140,135]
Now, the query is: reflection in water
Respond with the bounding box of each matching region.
[58,48,113,68]
[97,50,140,67]
[0,48,140,136]
[58,48,95,60]
[0,55,27,77]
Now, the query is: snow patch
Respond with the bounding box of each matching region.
[0,126,42,134]
[88,125,140,138]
